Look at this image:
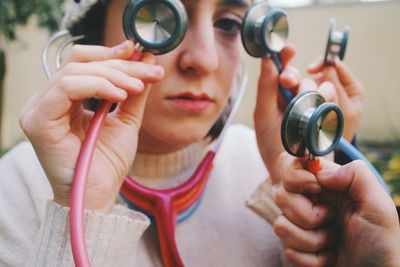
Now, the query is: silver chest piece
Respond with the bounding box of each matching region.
[324,19,350,64]
[241,3,289,57]
[281,91,344,157]
[123,0,188,54]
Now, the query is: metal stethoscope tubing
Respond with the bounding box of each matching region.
[241,3,389,192]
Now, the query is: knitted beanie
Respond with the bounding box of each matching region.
[62,0,105,30]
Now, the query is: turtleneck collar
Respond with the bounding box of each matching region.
[128,139,210,189]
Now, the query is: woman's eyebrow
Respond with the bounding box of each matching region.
[218,0,249,8]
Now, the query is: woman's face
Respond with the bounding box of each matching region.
[104,0,248,153]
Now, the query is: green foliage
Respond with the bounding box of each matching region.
[365,145,400,205]
[0,0,65,41]
[385,152,400,204]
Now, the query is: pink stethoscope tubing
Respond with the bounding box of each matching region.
[70,51,143,267]
[120,151,215,267]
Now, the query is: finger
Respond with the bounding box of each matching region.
[62,40,135,65]
[308,57,354,103]
[333,60,356,88]
[254,56,280,120]
[279,153,321,194]
[274,186,331,229]
[308,57,362,96]
[255,44,296,118]
[100,58,165,84]
[307,56,325,74]
[309,59,361,102]
[322,66,351,104]
[317,160,393,217]
[333,60,364,98]
[57,62,146,93]
[114,53,158,127]
[298,78,318,94]
[39,75,129,121]
[285,247,334,267]
[280,66,301,90]
[274,215,332,253]
[317,81,339,104]
[279,43,297,69]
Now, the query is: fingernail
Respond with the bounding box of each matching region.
[149,66,164,77]
[117,89,127,98]
[304,183,321,194]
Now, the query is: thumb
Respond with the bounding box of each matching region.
[254,56,279,122]
[317,160,392,212]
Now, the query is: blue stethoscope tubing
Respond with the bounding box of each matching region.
[338,138,390,194]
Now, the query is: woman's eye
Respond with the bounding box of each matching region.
[214,18,241,35]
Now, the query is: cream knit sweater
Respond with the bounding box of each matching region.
[0,124,284,266]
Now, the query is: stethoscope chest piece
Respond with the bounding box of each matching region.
[281,91,344,157]
[241,3,289,57]
[324,19,350,64]
[123,0,188,54]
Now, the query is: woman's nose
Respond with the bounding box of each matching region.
[178,21,219,75]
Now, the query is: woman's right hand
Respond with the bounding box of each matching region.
[20,41,164,214]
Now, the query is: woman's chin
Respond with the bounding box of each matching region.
[138,127,210,154]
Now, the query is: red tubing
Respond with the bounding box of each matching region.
[305,156,321,204]
[70,48,143,267]
[121,151,215,267]
[306,157,321,174]
[70,100,112,267]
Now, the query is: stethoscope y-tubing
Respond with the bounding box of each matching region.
[272,55,390,194]
[120,151,216,267]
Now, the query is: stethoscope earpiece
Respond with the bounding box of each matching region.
[281,91,344,157]
[241,3,289,58]
[324,19,350,64]
[123,0,188,54]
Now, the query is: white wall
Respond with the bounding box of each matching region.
[2,18,48,149]
[1,1,400,149]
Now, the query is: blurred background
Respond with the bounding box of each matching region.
[0,0,399,200]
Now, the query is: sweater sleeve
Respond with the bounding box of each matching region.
[246,178,281,225]
[26,201,150,267]
[0,142,150,266]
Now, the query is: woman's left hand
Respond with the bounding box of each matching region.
[254,45,331,183]
[254,45,364,183]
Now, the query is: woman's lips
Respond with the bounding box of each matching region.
[167,92,212,112]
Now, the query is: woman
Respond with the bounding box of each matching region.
[0,0,398,266]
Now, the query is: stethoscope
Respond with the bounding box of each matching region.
[242,4,389,186]
[41,1,389,266]
[324,19,350,65]
[43,1,247,266]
